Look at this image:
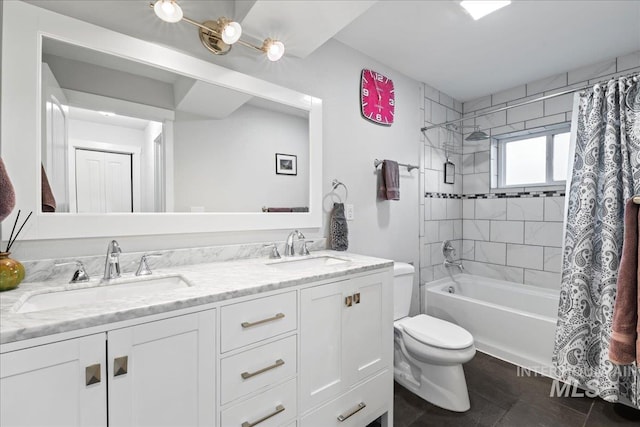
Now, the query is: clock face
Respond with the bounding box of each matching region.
[360,69,395,126]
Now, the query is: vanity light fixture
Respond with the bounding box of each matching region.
[150,0,285,61]
[460,1,511,20]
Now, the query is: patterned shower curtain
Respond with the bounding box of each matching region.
[553,75,640,406]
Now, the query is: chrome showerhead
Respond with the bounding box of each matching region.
[465,130,489,141]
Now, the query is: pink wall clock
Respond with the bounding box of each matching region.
[360,69,395,126]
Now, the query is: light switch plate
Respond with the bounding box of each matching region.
[345,204,354,220]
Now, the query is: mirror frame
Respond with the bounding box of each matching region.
[1,1,322,240]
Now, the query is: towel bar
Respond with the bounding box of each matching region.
[373,158,418,172]
[331,179,348,202]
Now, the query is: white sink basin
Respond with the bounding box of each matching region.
[266,255,349,271]
[15,275,191,314]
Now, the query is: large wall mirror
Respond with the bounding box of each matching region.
[1,1,322,240]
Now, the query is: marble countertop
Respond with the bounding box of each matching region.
[0,251,393,345]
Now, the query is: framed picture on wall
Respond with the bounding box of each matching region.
[276,153,297,175]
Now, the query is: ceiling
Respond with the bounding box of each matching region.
[335,0,640,101]
[24,1,640,102]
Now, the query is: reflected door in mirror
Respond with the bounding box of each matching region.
[75,149,133,213]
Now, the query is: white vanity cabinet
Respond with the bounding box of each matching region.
[218,291,298,427]
[0,264,394,427]
[0,310,216,427]
[0,333,107,427]
[107,310,216,426]
[299,271,393,425]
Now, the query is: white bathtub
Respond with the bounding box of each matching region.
[425,274,560,375]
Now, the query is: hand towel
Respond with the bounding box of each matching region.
[608,198,640,365]
[330,202,348,251]
[378,160,400,200]
[0,158,16,221]
[41,164,57,212]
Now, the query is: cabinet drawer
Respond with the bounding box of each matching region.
[221,335,297,405]
[221,291,297,352]
[221,378,296,427]
[300,371,390,427]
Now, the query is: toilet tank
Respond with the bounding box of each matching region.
[393,262,415,320]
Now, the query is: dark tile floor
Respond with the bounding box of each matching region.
[388,352,640,427]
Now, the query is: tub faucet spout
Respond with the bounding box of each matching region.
[444,259,464,273]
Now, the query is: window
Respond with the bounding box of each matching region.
[494,125,571,188]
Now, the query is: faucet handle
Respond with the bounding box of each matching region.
[299,240,314,256]
[135,253,162,276]
[55,261,90,284]
[441,240,456,259]
[263,243,281,259]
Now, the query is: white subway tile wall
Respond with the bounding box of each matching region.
[421,53,639,289]
[420,80,465,282]
[416,52,640,290]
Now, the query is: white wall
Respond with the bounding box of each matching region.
[173,104,309,212]
[141,121,161,212]
[68,120,145,148]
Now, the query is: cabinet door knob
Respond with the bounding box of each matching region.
[337,402,366,422]
[113,356,128,377]
[241,312,285,328]
[85,363,101,386]
[241,359,285,379]
[353,292,361,304]
[345,295,353,307]
[241,404,285,427]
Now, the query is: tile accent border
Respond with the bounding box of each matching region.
[425,190,565,199]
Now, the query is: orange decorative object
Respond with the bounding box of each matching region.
[0,252,25,291]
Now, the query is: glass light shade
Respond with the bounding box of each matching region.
[266,40,285,62]
[460,1,511,20]
[221,21,242,44]
[153,0,183,23]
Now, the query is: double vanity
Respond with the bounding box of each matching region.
[0,248,394,427]
[0,3,394,426]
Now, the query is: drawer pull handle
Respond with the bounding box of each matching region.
[353,292,361,304]
[241,404,285,427]
[241,359,285,379]
[241,313,285,328]
[345,295,353,307]
[113,356,128,377]
[85,363,101,386]
[337,402,366,422]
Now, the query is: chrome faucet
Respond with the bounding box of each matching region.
[284,230,305,256]
[103,240,122,280]
[444,258,465,273]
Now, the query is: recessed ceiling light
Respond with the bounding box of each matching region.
[460,1,511,20]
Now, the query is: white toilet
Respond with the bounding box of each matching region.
[393,262,476,412]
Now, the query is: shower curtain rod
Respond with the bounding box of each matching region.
[420,71,639,133]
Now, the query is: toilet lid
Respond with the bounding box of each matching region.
[399,314,474,350]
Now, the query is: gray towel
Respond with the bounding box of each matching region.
[379,160,400,200]
[0,158,16,221]
[330,203,348,251]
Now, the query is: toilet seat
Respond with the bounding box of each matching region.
[397,314,473,350]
